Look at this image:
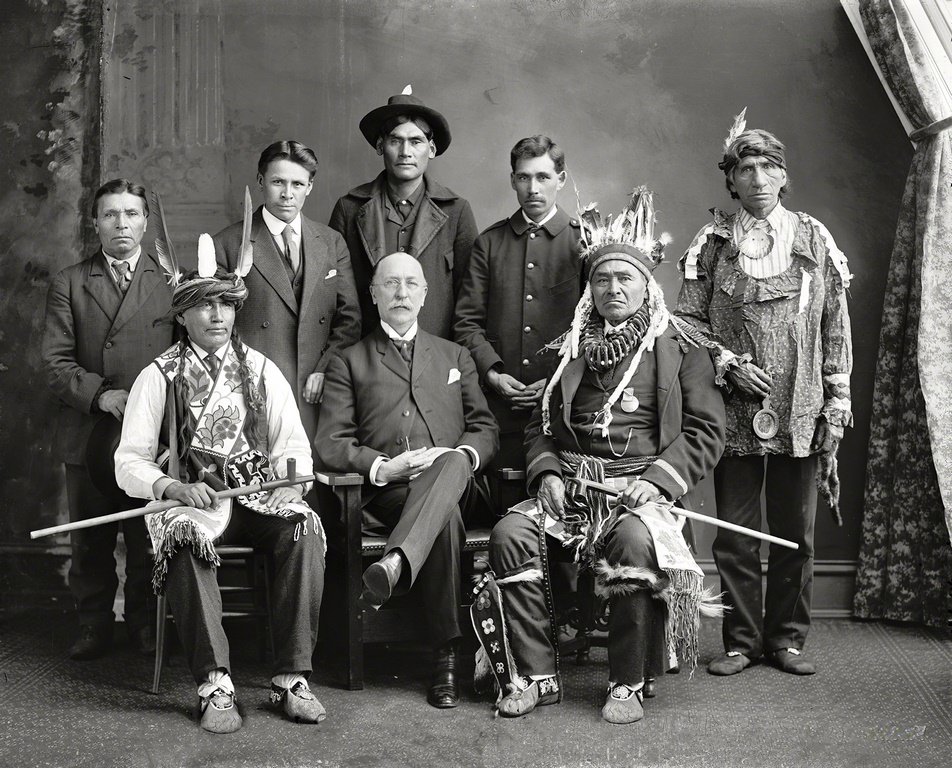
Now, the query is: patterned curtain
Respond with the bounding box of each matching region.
[853,0,952,627]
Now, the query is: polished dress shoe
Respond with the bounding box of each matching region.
[768,648,816,675]
[69,624,112,660]
[427,643,460,708]
[360,551,403,610]
[129,624,156,656]
[642,677,657,699]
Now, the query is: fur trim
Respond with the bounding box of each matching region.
[593,559,662,598]
[496,568,543,586]
[698,587,729,618]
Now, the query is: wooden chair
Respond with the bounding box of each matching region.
[318,471,491,691]
[151,545,275,694]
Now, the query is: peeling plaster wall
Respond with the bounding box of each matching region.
[0,0,101,606]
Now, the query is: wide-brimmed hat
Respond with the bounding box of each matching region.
[359,85,451,156]
[85,415,128,505]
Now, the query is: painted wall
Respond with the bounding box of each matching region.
[1,0,914,603]
[0,0,100,605]
[100,0,912,568]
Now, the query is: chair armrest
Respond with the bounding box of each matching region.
[313,471,363,488]
[499,468,526,482]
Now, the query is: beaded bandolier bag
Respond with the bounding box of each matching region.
[144,190,322,592]
[472,188,723,703]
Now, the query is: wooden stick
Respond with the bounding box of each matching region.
[565,477,799,551]
[30,470,314,540]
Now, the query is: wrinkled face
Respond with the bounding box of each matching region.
[94,192,148,259]
[729,155,787,218]
[177,298,236,355]
[510,154,565,221]
[258,158,313,223]
[378,120,436,184]
[590,260,648,326]
[370,252,428,332]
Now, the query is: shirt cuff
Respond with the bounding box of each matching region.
[152,476,176,502]
[457,445,479,473]
[369,456,388,486]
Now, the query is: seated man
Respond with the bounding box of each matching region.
[316,251,498,709]
[478,189,726,724]
[115,236,326,734]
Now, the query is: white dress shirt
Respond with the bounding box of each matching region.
[262,206,301,260]
[115,341,313,502]
[522,205,558,228]
[103,246,142,285]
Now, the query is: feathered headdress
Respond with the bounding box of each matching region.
[540,187,673,437]
[155,187,255,317]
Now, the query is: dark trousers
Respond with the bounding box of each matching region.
[65,463,152,631]
[712,453,818,657]
[164,503,325,684]
[363,451,471,649]
[489,512,665,686]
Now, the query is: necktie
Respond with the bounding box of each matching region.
[282,224,299,274]
[393,339,414,366]
[206,354,221,381]
[738,219,773,260]
[112,260,132,294]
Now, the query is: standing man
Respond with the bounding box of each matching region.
[316,252,498,709]
[214,140,361,439]
[676,112,853,677]
[454,135,582,477]
[116,263,326,734]
[42,179,173,659]
[329,85,478,339]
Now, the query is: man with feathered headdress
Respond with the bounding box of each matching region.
[676,111,853,677]
[474,189,726,724]
[115,196,327,733]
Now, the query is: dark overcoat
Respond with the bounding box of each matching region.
[328,172,478,339]
[524,327,726,506]
[453,206,582,434]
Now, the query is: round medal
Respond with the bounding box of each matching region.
[752,399,779,440]
[620,388,639,413]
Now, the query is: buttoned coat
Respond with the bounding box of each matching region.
[42,251,175,465]
[316,326,498,501]
[453,207,582,433]
[524,327,726,505]
[328,172,478,339]
[213,207,361,437]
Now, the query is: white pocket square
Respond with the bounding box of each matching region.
[324,269,337,280]
[447,368,461,385]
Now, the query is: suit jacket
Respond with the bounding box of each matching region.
[329,172,478,339]
[453,206,582,433]
[316,326,498,499]
[42,251,175,464]
[524,327,726,504]
[213,207,361,437]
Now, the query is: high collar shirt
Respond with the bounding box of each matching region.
[261,206,302,257]
[522,204,558,229]
[380,320,419,342]
[103,246,142,284]
[733,203,797,279]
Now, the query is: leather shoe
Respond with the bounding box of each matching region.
[69,624,112,660]
[360,551,403,610]
[708,651,752,676]
[129,624,156,656]
[427,643,460,708]
[768,648,816,675]
[642,677,657,699]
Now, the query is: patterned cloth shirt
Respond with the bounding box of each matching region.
[676,208,853,457]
